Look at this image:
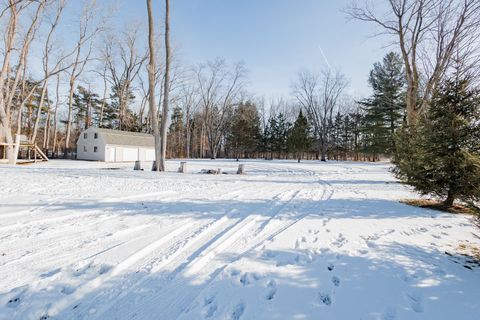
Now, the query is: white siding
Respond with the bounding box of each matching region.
[76,128,156,162]
[105,146,115,162]
[145,149,155,161]
[76,127,106,161]
[122,148,138,162]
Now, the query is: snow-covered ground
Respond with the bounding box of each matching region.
[0,159,479,320]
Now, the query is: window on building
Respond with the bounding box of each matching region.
[94,133,98,139]
[84,133,87,139]
[94,146,98,153]
[83,146,87,152]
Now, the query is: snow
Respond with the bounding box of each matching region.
[0,159,479,320]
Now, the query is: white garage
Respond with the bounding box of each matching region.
[76,128,156,162]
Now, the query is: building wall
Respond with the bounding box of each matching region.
[76,127,106,161]
[77,128,156,162]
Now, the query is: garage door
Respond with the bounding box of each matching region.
[145,149,155,161]
[106,147,115,162]
[122,147,138,161]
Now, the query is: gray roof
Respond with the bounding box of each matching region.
[96,128,155,147]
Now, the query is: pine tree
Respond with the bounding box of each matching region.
[287,110,312,162]
[72,86,102,130]
[393,75,480,206]
[110,83,138,131]
[271,113,290,158]
[168,106,184,157]
[361,52,406,158]
[227,101,262,159]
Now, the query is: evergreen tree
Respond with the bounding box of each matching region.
[393,75,480,206]
[72,86,102,130]
[361,98,390,160]
[168,106,185,157]
[270,113,290,158]
[361,52,406,158]
[332,112,344,160]
[287,110,311,162]
[340,114,353,160]
[349,111,364,161]
[110,83,138,131]
[227,101,262,158]
[99,100,117,129]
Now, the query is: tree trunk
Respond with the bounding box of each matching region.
[443,190,455,207]
[146,0,162,171]
[31,82,48,143]
[64,80,75,156]
[159,0,171,171]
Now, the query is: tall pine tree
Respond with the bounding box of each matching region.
[361,52,406,158]
[287,110,312,162]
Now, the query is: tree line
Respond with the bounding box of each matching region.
[1,0,479,206]
[0,0,408,163]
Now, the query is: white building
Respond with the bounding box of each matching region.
[76,127,155,162]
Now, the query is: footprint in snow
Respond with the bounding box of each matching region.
[265,287,277,301]
[61,286,76,295]
[231,302,245,320]
[382,307,397,320]
[317,293,332,306]
[327,263,335,271]
[4,285,28,308]
[239,272,261,286]
[202,296,218,318]
[331,276,340,287]
[265,280,277,301]
[40,268,61,278]
[405,292,424,313]
[331,233,347,248]
[294,236,307,249]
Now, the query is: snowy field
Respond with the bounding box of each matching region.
[0,159,479,320]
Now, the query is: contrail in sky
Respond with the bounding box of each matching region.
[317,45,331,69]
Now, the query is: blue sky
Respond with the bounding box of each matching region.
[67,0,391,99]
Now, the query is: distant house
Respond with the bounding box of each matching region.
[76,128,155,162]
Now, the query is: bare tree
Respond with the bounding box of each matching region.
[31,0,66,144]
[5,0,46,137]
[51,72,61,155]
[177,80,200,158]
[64,0,103,152]
[346,0,480,124]
[146,0,161,171]
[103,27,146,131]
[0,0,41,163]
[293,69,348,161]
[158,0,171,171]
[195,59,246,159]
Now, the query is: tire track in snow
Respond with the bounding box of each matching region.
[61,188,298,320]
[109,169,329,320]
[43,218,199,319]
[26,163,334,320]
